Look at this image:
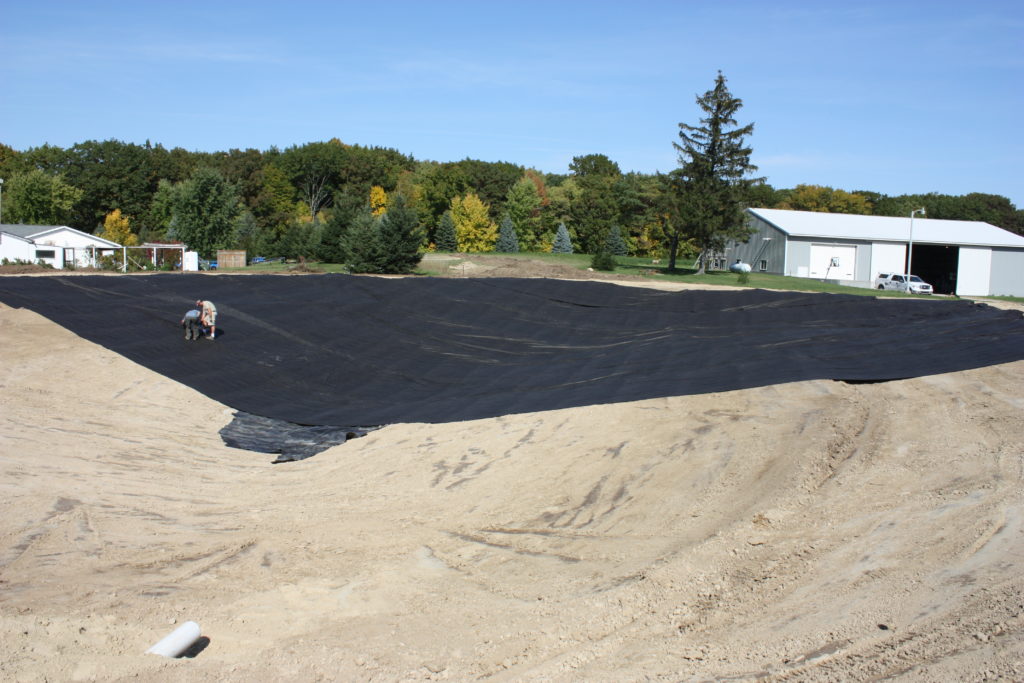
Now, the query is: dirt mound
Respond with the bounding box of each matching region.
[1,291,1022,681]
[428,253,650,281]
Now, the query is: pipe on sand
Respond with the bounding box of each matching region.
[146,621,202,658]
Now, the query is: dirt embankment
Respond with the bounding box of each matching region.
[1,274,1022,681]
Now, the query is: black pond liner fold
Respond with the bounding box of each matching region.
[2,273,1023,462]
[219,412,379,463]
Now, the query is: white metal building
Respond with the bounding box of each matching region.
[723,208,1024,296]
[0,223,123,268]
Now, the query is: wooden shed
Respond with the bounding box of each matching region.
[217,250,247,269]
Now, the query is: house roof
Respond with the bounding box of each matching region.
[0,223,50,238]
[747,208,1024,249]
[0,223,123,248]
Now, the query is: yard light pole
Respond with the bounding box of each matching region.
[0,177,4,225]
[908,207,925,276]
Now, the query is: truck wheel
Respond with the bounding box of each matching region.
[877,285,884,289]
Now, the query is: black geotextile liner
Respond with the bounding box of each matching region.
[2,274,1024,458]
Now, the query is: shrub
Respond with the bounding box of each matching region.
[591,251,616,271]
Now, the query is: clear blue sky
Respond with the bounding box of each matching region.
[2,0,1022,205]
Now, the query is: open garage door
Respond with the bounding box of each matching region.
[809,244,856,280]
[911,244,959,295]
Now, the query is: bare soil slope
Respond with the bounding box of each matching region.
[1,273,1022,681]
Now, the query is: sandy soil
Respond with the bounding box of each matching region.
[1,265,1023,682]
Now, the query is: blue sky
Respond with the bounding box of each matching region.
[2,0,1022,205]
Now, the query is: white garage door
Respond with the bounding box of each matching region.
[956,246,991,296]
[809,244,857,280]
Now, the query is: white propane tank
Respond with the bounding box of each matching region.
[729,261,752,273]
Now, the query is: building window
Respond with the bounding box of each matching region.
[759,259,768,272]
[35,250,56,259]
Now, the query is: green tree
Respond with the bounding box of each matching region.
[376,194,424,272]
[745,181,781,209]
[435,211,457,251]
[568,154,622,253]
[873,192,1023,234]
[604,225,627,255]
[233,210,276,258]
[418,161,471,222]
[496,214,520,252]
[551,222,573,253]
[317,192,367,263]
[141,179,177,242]
[342,211,385,273]
[504,176,543,250]
[590,250,616,271]
[278,220,321,261]
[276,141,347,223]
[3,169,83,225]
[251,164,296,238]
[670,72,761,273]
[60,140,157,232]
[450,192,497,252]
[167,168,241,258]
[454,158,523,216]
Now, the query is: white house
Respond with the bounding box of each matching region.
[722,209,1024,297]
[0,224,123,269]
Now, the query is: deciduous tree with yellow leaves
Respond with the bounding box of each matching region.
[450,192,496,252]
[777,184,872,214]
[99,209,139,246]
[369,185,388,216]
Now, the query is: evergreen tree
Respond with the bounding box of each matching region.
[551,222,573,253]
[568,153,622,253]
[233,210,274,258]
[435,211,457,251]
[669,72,761,273]
[604,224,627,255]
[590,249,616,271]
[496,214,520,252]
[342,211,385,273]
[278,220,322,261]
[317,192,366,263]
[376,194,424,273]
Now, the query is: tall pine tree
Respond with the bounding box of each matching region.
[669,72,761,273]
[376,194,424,272]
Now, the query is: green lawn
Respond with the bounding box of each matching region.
[417,252,935,298]
[221,252,949,299]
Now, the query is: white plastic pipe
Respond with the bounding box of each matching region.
[146,621,202,658]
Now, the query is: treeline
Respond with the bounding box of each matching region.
[0,139,1021,265]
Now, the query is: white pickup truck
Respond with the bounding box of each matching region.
[874,273,934,294]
